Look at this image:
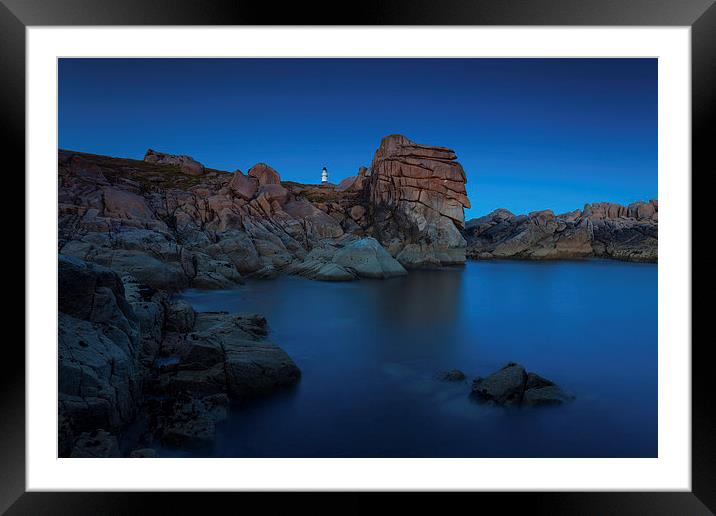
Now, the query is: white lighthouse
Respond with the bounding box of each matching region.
[321,166,328,184]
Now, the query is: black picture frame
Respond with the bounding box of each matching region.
[3,0,711,513]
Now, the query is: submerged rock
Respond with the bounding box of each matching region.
[470,363,574,407]
[471,363,527,405]
[439,369,467,382]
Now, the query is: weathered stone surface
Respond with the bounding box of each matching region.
[103,187,155,220]
[350,205,366,221]
[366,135,470,267]
[157,394,229,450]
[228,171,259,200]
[156,312,301,402]
[165,299,196,333]
[333,237,407,279]
[257,183,289,205]
[465,201,657,262]
[471,363,527,405]
[58,256,142,445]
[470,363,574,407]
[144,148,205,176]
[248,162,281,185]
[282,199,345,239]
[58,253,301,454]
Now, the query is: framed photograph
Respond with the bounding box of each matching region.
[5,0,710,513]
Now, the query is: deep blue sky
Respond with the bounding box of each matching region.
[59,58,656,218]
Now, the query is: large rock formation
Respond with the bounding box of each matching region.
[365,135,471,268]
[465,200,657,262]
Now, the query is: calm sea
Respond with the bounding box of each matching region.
[170,259,657,458]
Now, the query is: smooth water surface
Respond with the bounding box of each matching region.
[173,260,657,458]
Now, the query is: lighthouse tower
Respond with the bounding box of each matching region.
[321,166,328,184]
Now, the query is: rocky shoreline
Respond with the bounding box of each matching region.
[58,133,473,456]
[57,134,656,456]
[58,255,301,457]
[465,202,657,263]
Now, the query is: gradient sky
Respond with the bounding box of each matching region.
[59,58,657,218]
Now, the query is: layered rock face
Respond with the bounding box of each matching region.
[465,200,657,262]
[365,135,471,268]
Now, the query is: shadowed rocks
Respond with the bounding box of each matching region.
[470,363,575,407]
[58,255,301,457]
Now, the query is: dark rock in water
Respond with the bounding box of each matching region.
[522,385,575,406]
[470,363,574,407]
[471,363,527,405]
[70,429,121,458]
[439,369,467,382]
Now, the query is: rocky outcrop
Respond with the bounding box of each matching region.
[585,201,658,262]
[288,237,407,281]
[59,134,472,291]
[144,148,205,176]
[154,311,300,401]
[58,255,300,457]
[470,363,574,407]
[465,200,657,262]
[365,135,471,268]
[58,255,143,441]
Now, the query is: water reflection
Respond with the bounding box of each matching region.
[175,260,657,458]
[374,268,464,326]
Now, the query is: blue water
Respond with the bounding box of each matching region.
[174,259,657,458]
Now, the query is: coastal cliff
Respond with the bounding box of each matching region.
[464,201,657,262]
